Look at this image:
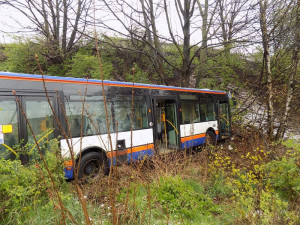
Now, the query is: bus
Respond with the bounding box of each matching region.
[0,72,231,179]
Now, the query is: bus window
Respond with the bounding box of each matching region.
[65,101,84,137]
[85,101,113,135]
[181,101,200,124]
[200,98,215,122]
[65,97,113,136]
[133,101,148,129]
[219,101,230,135]
[26,98,54,147]
[114,99,148,132]
[0,99,19,159]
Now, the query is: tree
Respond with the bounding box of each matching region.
[216,0,255,54]
[259,0,275,140]
[100,0,202,86]
[0,39,47,74]
[3,0,92,64]
[140,0,168,84]
[259,0,298,140]
[195,0,217,87]
[275,0,300,139]
[172,0,197,86]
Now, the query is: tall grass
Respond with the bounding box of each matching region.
[1,124,300,224]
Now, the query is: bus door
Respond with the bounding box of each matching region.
[152,98,179,152]
[0,94,56,162]
[0,96,20,160]
[218,101,231,139]
[24,96,56,155]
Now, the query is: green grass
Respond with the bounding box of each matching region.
[1,137,300,224]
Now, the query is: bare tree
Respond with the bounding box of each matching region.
[140,0,168,84]
[172,0,197,86]
[3,0,92,63]
[259,0,297,140]
[275,0,300,139]
[194,0,218,87]
[259,0,275,140]
[100,0,203,86]
[216,0,254,54]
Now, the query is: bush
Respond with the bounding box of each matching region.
[67,51,112,79]
[0,39,47,74]
[116,175,221,224]
[263,140,300,202]
[0,139,66,223]
[154,176,220,219]
[264,156,300,201]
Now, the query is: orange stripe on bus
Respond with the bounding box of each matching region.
[181,133,206,142]
[0,75,226,95]
[107,144,154,158]
[181,130,219,142]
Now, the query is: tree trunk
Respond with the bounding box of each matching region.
[217,0,230,54]
[275,0,300,140]
[149,0,168,84]
[176,0,196,86]
[259,0,275,140]
[140,0,167,84]
[67,0,82,53]
[62,0,67,54]
[41,0,50,39]
[195,0,208,88]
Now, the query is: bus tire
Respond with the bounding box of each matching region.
[77,152,108,179]
[205,130,216,146]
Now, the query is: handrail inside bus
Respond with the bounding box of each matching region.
[166,119,179,135]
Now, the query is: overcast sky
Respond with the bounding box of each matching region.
[0,1,205,45]
[0,0,260,55]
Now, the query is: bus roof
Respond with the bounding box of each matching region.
[0,72,226,95]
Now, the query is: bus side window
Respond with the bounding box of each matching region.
[200,102,208,122]
[65,96,113,136]
[134,101,148,129]
[206,100,215,121]
[200,98,215,122]
[114,98,148,132]
[85,101,113,135]
[25,98,54,142]
[181,101,200,124]
[65,101,83,137]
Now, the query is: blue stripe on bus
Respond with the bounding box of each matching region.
[0,72,226,94]
[127,149,154,162]
[108,148,154,165]
[181,135,220,149]
[181,137,206,149]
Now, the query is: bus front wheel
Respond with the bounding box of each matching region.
[77,152,108,179]
[205,130,216,146]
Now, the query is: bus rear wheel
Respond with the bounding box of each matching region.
[205,130,216,147]
[77,152,108,180]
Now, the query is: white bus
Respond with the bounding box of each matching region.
[0,72,231,179]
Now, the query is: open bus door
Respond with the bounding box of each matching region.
[218,101,231,139]
[151,98,180,152]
